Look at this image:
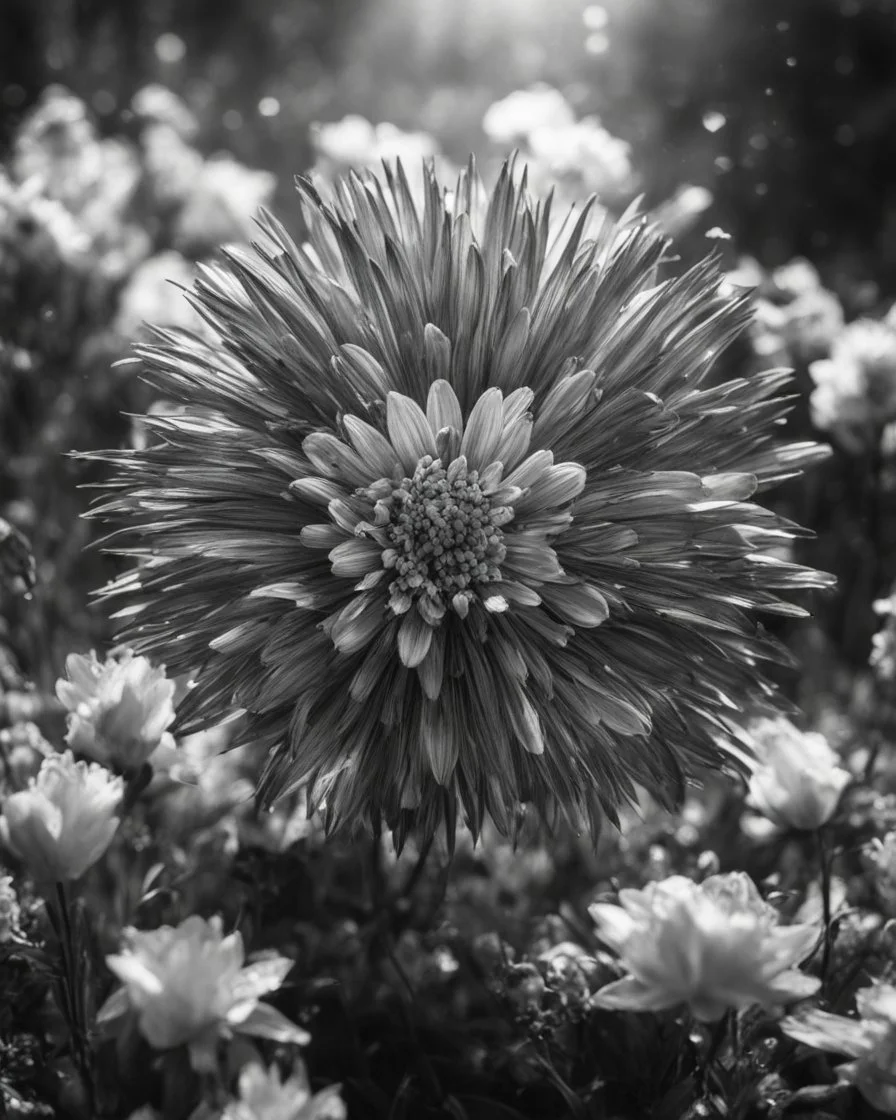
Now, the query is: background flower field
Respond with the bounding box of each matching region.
[4,1,896,1118]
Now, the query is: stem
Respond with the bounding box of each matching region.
[816,829,833,989]
[696,1013,730,1098]
[52,883,97,1116]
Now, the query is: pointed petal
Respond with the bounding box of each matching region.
[460,388,505,469]
[426,379,463,435]
[387,392,436,470]
[343,415,400,477]
[397,609,434,667]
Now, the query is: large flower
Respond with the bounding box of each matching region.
[100,915,308,1071]
[590,872,820,1021]
[94,160,831,846]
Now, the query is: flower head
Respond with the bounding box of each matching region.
[223,1061,346,1120]
[746,716,850,832]
[809,318,896,452]
[100,914,308,1071]
[0,874,21,941]
[95,160,831,847]
[0,750,122,882]
[56,649,176,771]
[589,871,820,1021]
[783,981,896,1113]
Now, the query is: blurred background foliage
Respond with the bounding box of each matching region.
[5,0,896,279]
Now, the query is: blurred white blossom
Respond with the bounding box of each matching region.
[747,717,850,832]
[114,251,206,339]
[173,156,275,255]
[0,874,20,942]
[482,85,576,147]
[57,649,176,772]
[783,981,896,1114]
[100,915,308,1071]
[0,751,123,882]
[590,872,820,1021]
[223,1061,346,1120]
[809,318,896,453]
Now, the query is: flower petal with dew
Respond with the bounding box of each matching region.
[590,871,820,1022]
[100,914,307,1071]
[0,750,123,883]
[91,158,833,848]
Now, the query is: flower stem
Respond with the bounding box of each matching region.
[816,828,833,988]
[696,1013,730,1098]
[52,882,97,1116]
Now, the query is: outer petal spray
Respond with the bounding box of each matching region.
[92,159,833,846]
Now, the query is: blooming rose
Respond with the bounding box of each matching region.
[100,915,308,1071]
[747,717,850,832]
[0,751,122,882]
[57,649,175,771]
[590,872,820,1021]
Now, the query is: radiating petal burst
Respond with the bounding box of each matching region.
[93,159,832,848]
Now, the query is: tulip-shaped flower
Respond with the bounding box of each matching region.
[99,915,308,1071]
[223,1061,346,1120]
[783,981,896,1114]
[589,872,820,1022]
[0,751,123,883]
[56,649,176,772]
[747,717,850,832]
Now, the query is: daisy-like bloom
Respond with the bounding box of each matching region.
[746,716,850,832]
[809,318,896,453]
[99,915,308,1072]
[589,871,820,1021]
[782,981,896,1114]
[223,1061,346,1120]
[0,751,122,883]
[93,159,831,847]
[56,649,176,772]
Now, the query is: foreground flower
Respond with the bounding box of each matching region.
[589,872,820,1021]
[783,981,896,1114]
[0,751,122,882]
[94,159,831,845]
[56,649,176,771]
[223,1061,346,1120]
[809,318,896,452]
[746,716,850,832]
[99,915,308,1071]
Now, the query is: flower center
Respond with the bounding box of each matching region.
[383,456,507,616]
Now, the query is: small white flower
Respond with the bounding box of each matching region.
[0,751,123,882]
[57,649,176,771]
[809,318,896,453]
[590,871,820,1022]
[223,1061,346,1120]
[100,915,308,1071]
[747,717,850,832]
